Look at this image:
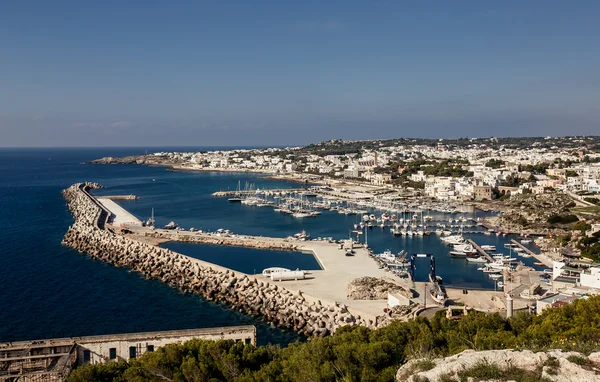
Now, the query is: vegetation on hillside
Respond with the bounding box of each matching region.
[68,295,600,382]
[397,159,473,179]
[547,214,579,224]
[485,158,505,169]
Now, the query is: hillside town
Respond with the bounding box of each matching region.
[95,136,600,200]
[92,135,600,265]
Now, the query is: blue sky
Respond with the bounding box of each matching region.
[1,1,599,147]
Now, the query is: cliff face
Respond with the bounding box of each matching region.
[396,349,600,382]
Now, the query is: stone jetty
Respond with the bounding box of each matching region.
[61,183,376,337]
[141,230,304,251]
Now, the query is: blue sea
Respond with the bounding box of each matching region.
[0,148,540,346]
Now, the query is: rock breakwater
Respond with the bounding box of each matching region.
[61,183,374,337]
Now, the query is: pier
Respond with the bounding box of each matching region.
[467,239,494,262]
[102,194,138,200]
[510,239,552,267]
[212,188,307,197]
[96,197,143,227]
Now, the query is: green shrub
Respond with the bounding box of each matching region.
[567,355,589,366]
[547,214,579,224]
[573,221,592,232]
[67,296,600,382]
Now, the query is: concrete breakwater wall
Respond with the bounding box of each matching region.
[61,183,371,337]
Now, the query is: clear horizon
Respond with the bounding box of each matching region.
[1,134,600,149]
[1,1,599,147]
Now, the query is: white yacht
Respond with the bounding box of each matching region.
[466,257,487,263]
[441,235,464,245]
[452,243,474,253]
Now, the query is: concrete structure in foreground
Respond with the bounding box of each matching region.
[0,326,255,381]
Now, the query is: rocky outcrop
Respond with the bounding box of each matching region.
[396,349,600,381]
[481,191,576,235]
[347,277,413,300]
[61,183,378,337]
[87,155,167,165]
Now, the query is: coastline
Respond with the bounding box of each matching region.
[62,182,401,337]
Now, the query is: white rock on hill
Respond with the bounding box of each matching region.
[396,349,600,382]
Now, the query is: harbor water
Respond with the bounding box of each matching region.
[0,148,541,345]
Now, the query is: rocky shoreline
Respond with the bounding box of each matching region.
[61,183,393,337]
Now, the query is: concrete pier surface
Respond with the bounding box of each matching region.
[97,197,143,227]
[511,239,553,267]
[269,242,395,319]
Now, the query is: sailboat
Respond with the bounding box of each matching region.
[144,208,155,227]
[228,181,243,202]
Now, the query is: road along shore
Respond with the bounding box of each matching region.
[61,183,397,337]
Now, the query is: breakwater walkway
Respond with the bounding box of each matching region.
[62,183,398,337]
[97,197,143,227]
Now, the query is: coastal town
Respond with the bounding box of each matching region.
[7,137,600,381]
[93,136,600,200]
[88,136,600,315]
[6,1,600,379]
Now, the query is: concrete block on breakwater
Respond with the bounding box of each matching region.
[61,183,398,336]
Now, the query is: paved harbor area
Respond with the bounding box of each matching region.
[272,242,396,319]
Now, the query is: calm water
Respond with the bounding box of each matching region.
[0,148,300,346]
[160,244,322,274]
[0,148,540,345]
